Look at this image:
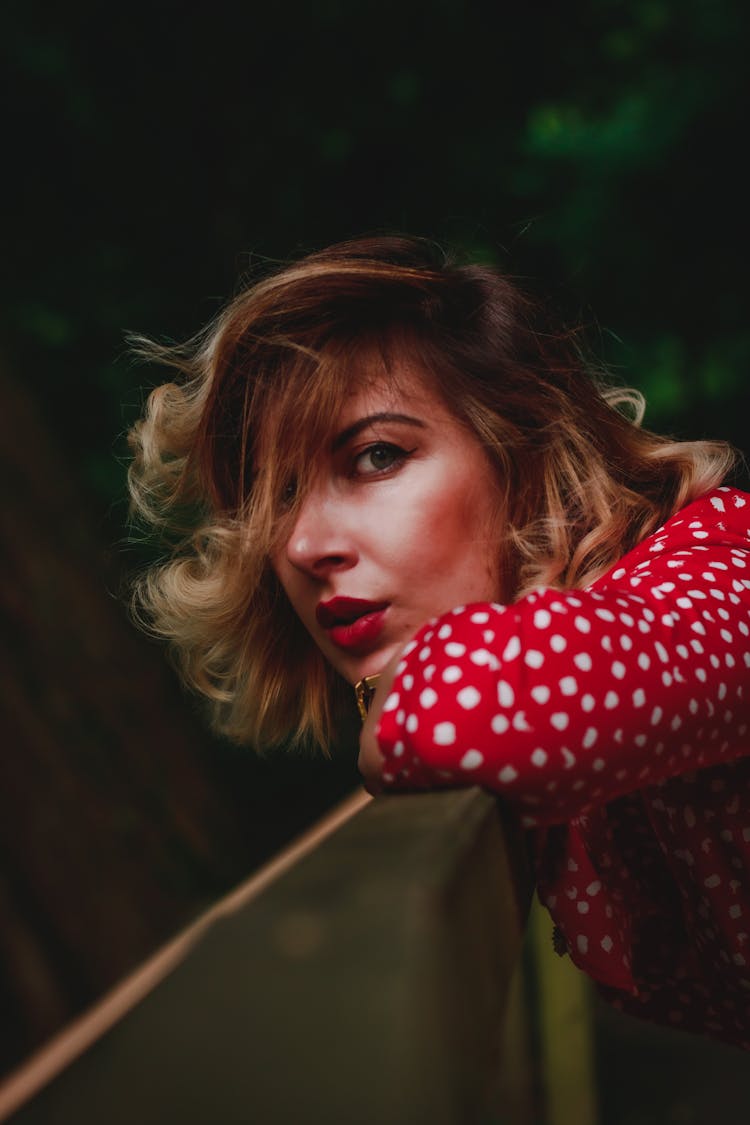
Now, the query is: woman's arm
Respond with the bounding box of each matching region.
[362,490,750,826]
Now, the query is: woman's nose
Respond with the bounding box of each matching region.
[285,492,358,578]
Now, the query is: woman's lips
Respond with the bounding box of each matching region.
[316,597,389,652]
[329,609,388,651]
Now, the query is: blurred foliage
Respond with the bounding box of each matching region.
[2,0,748,526]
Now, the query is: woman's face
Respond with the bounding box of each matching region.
[271,371,502,686]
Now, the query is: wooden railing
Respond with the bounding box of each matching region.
[0,787,578,1125]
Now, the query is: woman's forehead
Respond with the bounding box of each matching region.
[254,360,449,463]
[334,368,451,432]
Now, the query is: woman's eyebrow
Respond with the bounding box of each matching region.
[331,412,427,451]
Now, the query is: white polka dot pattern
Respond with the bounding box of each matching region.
[375,486,750,1049]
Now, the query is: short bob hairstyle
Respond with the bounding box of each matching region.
[128,235,735,752]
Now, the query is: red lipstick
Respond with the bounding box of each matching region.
[316,597,389,651]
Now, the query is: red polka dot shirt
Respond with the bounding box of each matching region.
[376,486,750,1048]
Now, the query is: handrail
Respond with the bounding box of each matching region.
[2,787,532,1125]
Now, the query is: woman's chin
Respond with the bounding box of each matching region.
[335,642,403,687]
[339,661,384,688]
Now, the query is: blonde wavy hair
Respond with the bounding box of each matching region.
[127,235,735,752]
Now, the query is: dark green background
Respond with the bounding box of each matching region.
[5,0,749,509]
[2,0,749,1109]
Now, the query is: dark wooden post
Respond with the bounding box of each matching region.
[2,788,532,1125]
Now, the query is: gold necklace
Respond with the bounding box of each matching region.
[354,673,381,722]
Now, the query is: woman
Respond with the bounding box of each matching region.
[128,235,750,1049]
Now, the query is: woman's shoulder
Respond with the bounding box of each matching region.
[659,485,749,541]
[673,485,749,528]
[593,486,750,591]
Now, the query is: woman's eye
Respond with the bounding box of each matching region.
[353,442,410,476]
[280,479,297,506]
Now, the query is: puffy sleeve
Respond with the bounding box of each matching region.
[375,489,750,826]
